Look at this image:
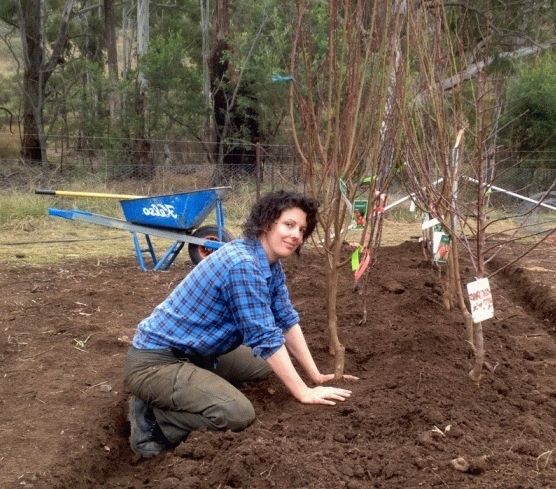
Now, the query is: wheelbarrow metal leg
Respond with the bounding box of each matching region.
[131,232,158,271]
[153,241,185,271]
[131,232,185,271]
[215,199,225,241]
[47,207,231,271]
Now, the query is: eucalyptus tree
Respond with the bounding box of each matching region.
[0,0,76,164]
[137,0,296,181]
[104,0,119,122]
[139,0,205,139]
[436,0,556,92]
[207,0,293,183]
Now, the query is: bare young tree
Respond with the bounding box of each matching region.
[288,0,409,377]
[403,3,555,383]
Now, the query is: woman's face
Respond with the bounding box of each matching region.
[260,207,307,263]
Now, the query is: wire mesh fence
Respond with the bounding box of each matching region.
[1,133,555,215]
[0,135,303,197]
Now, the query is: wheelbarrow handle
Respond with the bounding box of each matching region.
[35,189,145,199]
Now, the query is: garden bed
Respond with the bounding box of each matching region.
[1,240,554,488]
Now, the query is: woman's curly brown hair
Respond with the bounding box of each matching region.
[242,191,319,249]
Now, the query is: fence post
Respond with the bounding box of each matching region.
[255,142,261,199]
[292,151,297,185]
[271,151,275,191]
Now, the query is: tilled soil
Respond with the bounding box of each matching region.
[1,240,555,489]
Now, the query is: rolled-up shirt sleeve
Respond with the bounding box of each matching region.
[222,259,285,359]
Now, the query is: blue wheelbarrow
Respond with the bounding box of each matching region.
[37,187,234,271]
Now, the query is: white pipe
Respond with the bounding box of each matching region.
[384,178,444,211]
[384,176,556,213]
[464,176,556,212]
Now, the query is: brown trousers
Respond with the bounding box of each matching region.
[124,345,271,444]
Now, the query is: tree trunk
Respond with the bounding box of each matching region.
[200,0,213,142]
[209,0,260,184]
[133,0,153,177]
[104,0,120,123]
[450,238,474,348]
[122,2,133,79]
[325,261,345,379]
[18,0,75,164]
[468,322,485,383]
[19,0,44,163]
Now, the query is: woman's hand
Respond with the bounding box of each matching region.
[266,344,358,406]
[298,386,353,406]
[311,372,360,385]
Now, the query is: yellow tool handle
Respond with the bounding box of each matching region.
[35,189,146,199]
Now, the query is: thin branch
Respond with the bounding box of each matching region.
[487,229,555,277]
[0,107,15,133]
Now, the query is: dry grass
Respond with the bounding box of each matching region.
[0,187,543,268]
[0,132,21,159]
[0,212,417,268]
[0,219,133,266]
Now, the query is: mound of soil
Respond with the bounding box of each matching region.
[1,241,555,489]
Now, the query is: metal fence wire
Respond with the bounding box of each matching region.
[0,134,555,212]
[0,138,303,196]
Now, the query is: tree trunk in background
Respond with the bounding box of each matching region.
[19,0,43,162]
[200,0,213,143]
[122,2,133,79]
[78,6,104,152]
[104,0,120,123]
[209,0,260,184]
[133,0,153,178]
[18,0,75,164]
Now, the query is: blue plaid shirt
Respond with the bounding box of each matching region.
[132,238,299,359]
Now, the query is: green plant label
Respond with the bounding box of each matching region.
[352,199,368,229]
[433,231,451,263]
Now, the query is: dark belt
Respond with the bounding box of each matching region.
[170,347,217,371]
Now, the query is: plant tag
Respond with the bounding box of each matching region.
[466,278,494,323]
[351,246,361,271]
[409,200,416,212]
[433,231,451,263]
[352,199,368,229]
[422,217,440,230]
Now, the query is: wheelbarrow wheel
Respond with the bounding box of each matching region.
[188,225,234,265]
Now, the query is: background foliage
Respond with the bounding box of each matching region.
[0,1,555,183]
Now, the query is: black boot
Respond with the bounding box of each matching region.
[128,396,174,458]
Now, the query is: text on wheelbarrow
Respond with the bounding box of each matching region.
[142,204,178,219]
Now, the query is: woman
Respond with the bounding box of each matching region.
[124,190,356,458]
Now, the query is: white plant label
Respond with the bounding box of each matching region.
[409,200,416,212]
[432,230,443,254]
[421,217,440,230]
[466,278,494,323]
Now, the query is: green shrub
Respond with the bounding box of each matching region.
[501,53,556,165]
